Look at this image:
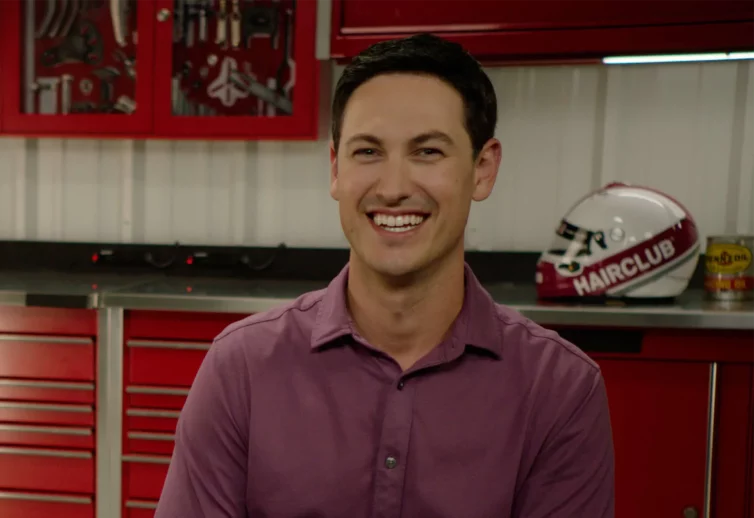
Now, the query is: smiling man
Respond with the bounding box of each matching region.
[155,34,615,518]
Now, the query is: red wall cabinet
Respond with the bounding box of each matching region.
[0,0,320,139]
[152,0,320,139]
[330,0,754,61]
[0,0,156,135]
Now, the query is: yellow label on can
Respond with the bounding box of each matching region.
[705,243,752,274]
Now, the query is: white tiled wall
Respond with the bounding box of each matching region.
[0,60,752,251]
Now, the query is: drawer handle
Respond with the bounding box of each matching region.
[0,490,92,505]
[127,408,181,418]
[123,454,172,465]
[128,431,176,441]
[127,339,211,351]
[0,334,92,345]
[0,423,92,436]
[0,379,95,391]
[0,446,93,459]
[127,385,191,396]
[127,500,159,509]
[0,401,93,413]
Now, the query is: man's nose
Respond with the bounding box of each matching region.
[375,159,412,205]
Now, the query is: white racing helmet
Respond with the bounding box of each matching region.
[536,182,701,300]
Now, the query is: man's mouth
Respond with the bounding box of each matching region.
[368,213,428,233]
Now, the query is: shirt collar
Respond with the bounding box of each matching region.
[310,262,502,358]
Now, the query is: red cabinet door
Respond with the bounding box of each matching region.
[0,447,94,494]
[125,385,189,410]
[713,363,754,518]
[0,379,95,405]
[0,401,95,427]
[126,431,175,456]
[0,491,94,518]
[125,500,158,518]
[125,408,180,433]
[123,454,171,500]
[0,0,156,136]
[152,0,319,139]
[0,423,94,450]
[126,339,210,387]
[596,359,710,518]
[0,334,94,381]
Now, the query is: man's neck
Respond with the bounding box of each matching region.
[346,251,466,370]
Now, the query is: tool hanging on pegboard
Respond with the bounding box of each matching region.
[25,0,138,115]
[173,0,297,117]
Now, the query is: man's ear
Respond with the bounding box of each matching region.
[472,138,502,202]
[329,140,339,201]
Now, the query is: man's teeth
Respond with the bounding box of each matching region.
[373,213,425,232]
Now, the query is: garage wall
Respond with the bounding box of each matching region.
[0,60,751,251]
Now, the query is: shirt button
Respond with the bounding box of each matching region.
[385,456,398,469]
[397,380,405,390]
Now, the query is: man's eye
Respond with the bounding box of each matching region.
[353,148,377,156]
[418,148,443,157]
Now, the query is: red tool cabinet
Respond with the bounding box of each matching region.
[121,309,246,517]
[0,307,97,518]
[331,0,754,61]
[0,0,321,139]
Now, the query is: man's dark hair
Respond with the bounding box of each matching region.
[331,33,497,158]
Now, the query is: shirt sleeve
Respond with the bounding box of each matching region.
[512,368,615,518]
[154,334,250,518]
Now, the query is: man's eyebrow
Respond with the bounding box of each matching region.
[345,131,455,148]
[345,134,383,147]
[410,131,455,146]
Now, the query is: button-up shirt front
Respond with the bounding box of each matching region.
[156,264,614,518]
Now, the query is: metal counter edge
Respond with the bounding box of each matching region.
[96,292,754,331]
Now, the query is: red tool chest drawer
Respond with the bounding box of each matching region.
[123,454,171,500]
[0,491,94,518]
[0,447,94,494]
[125,500,157,518]
[0,423,94,450]
[126,431,175,456]
[126,408,180,433]
[0,334,94,381]
[127,340,210,387]
[125,385,189,410]
[0,379,95,405]
[0,401,95,427]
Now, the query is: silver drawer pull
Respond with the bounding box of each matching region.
[123,453,172,465]
[0,446,92,459]
[127,408,181,418]
[0,401,93,413]
[0,334,92,345]
[0,490,92,505]
[0,379,95,391]
[127,385,191,396]
[127,339,211,351]
[0,424,92,436]
[128,431,176,441]
[126,499,159,509]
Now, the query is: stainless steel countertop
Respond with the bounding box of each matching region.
[0,273,752,330]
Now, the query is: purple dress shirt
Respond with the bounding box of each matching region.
[155,263,615,518]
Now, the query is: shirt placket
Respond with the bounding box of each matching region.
[370,377,415,518]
